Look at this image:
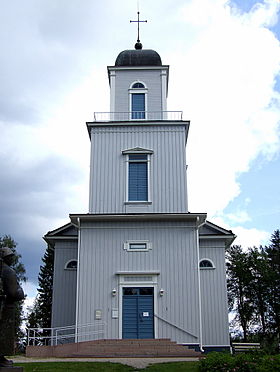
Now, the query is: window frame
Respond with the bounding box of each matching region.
[129,81,148,120]
[124,152,152,204]
[199,258,215,270]
[64,259,78,270]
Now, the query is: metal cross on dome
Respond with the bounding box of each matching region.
[130,11,147,43]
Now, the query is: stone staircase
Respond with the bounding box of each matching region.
[26,339,202,358]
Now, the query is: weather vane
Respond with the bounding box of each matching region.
[130,11,147,48]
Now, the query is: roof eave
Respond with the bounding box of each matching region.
[70,213,207,226]
[199,234,237,247]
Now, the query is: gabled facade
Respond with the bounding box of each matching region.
[44,41,235,352]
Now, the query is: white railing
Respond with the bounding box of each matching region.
[27,321,106,346]
[93,111,183,122]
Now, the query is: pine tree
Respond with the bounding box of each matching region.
[247,247,270,335]
[265,230,280,337]
[27,244,54,328]
[227,231,280,346]
[226,245,254,341]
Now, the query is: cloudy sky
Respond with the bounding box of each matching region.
[0,0,279,305]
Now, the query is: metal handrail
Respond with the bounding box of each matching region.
[27,321,107,346]
[154,313,197,338]
[93,111,183,122]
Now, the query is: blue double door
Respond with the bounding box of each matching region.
[122,287,154,339]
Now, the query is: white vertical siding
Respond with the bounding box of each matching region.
[77,219,199,343]
[89,125,188,214]
[52,241,78,328]
[199,239,230,346]
[115,70,163,113]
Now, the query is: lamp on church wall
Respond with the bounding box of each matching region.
[159,288,165,296]
[112,288,117,296]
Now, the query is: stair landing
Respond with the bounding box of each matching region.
[26,339,202,358]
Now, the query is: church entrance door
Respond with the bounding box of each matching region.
[122,287,154,339]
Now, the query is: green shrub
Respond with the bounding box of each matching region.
[199,352,235,371]
[199,352,280,372]
[258,355,280,372]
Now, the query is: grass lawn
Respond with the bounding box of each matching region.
[15,361,199,372]
[143,361,199,371]
[15,362,134,372]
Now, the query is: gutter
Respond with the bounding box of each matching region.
[196,216,207,353]
[74,217,81,343]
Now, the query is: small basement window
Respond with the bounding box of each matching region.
[124,241,152,252]
[199,259,215,269]
[65,259,78,270]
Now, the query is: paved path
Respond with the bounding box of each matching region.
[13,356,199,369]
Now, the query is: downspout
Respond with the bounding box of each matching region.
[196,216,206,353]
[74,217,81,343]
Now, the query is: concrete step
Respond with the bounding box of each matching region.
[72,339,201,357]
[74,348,199,354]
[26,339,202,358]
[80,338,174,345]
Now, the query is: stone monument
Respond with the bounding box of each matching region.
[0,247,24,371]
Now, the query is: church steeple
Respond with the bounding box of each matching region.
[108,15,168,116]
[88,41,188,215]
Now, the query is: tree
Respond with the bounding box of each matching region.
[27,244,54,329]
[265,230,280,338]
[227,230,280,346]
[0,235,27,345]
[226,245,254,341]
[247,247,270,335]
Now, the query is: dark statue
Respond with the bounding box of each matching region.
[0,247,24,369]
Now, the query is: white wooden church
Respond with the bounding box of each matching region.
[34,32,236,356]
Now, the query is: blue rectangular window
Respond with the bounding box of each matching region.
[128,154,148,201]
[132,93,145,119]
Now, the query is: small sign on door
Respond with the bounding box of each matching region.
[143,312,149,317]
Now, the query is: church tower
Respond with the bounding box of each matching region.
[88,41,189,214]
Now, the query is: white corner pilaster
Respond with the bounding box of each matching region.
[109,70,116,114]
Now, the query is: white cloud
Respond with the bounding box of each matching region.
[231,225,270,248]
[248,0,280,28]
[167,0,280,217]
[211,215,270,247]
[22,281,38,314]
[225,210,252,224]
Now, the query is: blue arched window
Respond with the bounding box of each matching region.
[65,259,78,270]
[130,81,147,119]
[199,259,215,269]
[132,82,145,88]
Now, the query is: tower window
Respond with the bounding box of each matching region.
[132,94,145,119]
[129,81,147,120]
[132,82,145,88]
[128,154,148,201]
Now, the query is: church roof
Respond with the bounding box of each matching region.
[199,220,236,247]
[115,48,162,67]
[44,222,78,242]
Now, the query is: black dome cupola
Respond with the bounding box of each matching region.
[115,49,162,67]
